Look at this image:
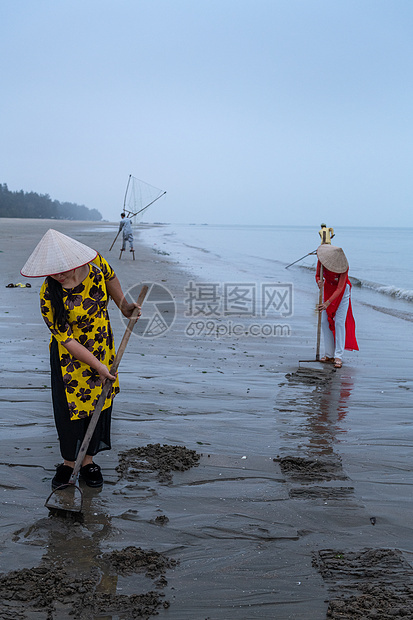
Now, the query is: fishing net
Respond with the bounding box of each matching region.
[123,175,166,224]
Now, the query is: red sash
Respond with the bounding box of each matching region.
[323,268,359,351]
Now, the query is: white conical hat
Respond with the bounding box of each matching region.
[21,229,97,277]
[316,244,349,273]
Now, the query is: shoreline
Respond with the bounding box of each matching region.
[1,220,413,618]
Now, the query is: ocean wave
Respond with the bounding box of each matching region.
[294,262,413,303]
[352,279,413,302]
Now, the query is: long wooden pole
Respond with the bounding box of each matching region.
[123,174,132,211]
[129,191,167,217]
[285,249,317,269]
[68,285,148,484]
[109,230,121,251]
[316,264,324,361]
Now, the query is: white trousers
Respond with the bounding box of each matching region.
[321,284,350,359]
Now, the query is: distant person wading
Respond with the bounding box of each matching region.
[118,213,134,253]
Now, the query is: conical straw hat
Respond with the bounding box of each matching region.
[21,229,97,277]
[316,244,348,273]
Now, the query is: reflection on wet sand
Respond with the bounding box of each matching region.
[307,371,354,455]
[277,368,355,497]
[2,491,173,618]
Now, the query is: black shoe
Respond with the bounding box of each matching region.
[52,464,74,489]
[79,463,103,488]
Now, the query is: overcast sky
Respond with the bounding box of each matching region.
[1,0,412,226]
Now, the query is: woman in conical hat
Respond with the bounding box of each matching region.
[315,244,358,368]
[21,229,139,489]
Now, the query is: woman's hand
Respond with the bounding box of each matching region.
[317,279,324,289]
[120,301,141,319]
[98,363,117,385]
[318,300,330,312]
[63,339,118,383]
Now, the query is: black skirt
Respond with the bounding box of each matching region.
[50,338,112,462]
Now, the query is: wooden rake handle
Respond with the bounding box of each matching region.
[109,285,148,375]
[70,285,149,482]
[316,264,324,361]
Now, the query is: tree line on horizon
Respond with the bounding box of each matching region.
[0,183,102,221]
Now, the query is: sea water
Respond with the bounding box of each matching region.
[141,224,413,318]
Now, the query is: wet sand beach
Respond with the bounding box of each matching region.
[1,219,413,619]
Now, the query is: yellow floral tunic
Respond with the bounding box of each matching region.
[40,254,120,421]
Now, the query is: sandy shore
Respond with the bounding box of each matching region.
[1,219,413,619]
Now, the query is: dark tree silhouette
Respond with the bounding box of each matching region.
[0,184,102,221]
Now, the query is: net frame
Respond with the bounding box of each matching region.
[122,175,166,224]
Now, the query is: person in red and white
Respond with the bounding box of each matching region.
[315,244,359,368]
